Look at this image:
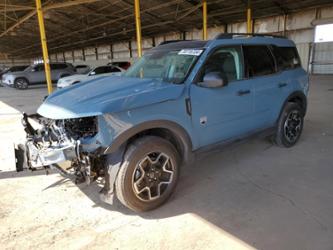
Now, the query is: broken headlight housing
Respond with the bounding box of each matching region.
[63,116,98,139]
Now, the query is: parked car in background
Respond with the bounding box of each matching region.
[2,62,75,89]
[57,65,123,89]
[74,64,91,74]
[108,61,131,70]
[0,65,29,87]
[0,65,29,79]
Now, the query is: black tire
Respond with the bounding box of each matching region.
[115,136,180,212]
[14,78,29,90]
[275,103,304,147]
[15,144,28,172]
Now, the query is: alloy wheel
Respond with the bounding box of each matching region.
[284,110,302,143]
[16,79,27,89]
[132,152,174,202]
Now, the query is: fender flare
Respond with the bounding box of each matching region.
[278,91,307,121]
[103,120,193,164]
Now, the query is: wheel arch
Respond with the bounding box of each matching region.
[14,77,29,88]
[104,120,194,165]
[279,91,307,118]
[14,76,29,84]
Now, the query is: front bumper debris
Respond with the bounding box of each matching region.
[26,140,78,169]
[15,113,124,204]
[16,113,96,184]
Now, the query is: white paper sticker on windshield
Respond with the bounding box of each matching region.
[178,49,203,56]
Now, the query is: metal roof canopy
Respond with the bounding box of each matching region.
[0,0,333,59]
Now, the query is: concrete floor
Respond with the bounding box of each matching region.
[0,76,332,250]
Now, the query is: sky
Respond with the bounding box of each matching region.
[315,23,333,43]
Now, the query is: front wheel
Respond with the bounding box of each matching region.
[115,136,180,212]
[275,103,304,147]
[14,78,29,90]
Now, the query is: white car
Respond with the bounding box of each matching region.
[74,64,91,74]
[57,65,124,89]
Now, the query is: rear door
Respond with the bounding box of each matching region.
[271,46,303,105]
[243,45,282,129]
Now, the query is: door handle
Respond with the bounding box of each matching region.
[278,82,288,88]
[237,90,251,96]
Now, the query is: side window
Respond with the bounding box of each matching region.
[50,64,57,70]
[93,66,107,75]
[52,64,67,70]
[199,46,243,83]
[36,64,45,71]
[109,66,121,73]
[243,45,276,77]
[271,46,301,71]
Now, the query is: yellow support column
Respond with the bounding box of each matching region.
[247,1,253,34]
[134,0,142,58]
[202,0,207,40]
[35,0,52,94]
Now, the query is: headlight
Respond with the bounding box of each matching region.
[63,116,98,139]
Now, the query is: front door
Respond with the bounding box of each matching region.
[190,46,255,147]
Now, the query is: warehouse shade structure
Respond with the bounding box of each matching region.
[1,0,333,75]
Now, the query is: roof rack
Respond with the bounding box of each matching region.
[159,40,196,46]
[215,33,286,39]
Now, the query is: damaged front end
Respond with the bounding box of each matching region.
[16,113,104,184]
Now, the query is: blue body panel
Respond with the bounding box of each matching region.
[38,36,309,153]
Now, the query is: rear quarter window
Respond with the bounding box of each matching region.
[271,46,301,71]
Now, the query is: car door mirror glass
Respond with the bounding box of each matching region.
[198,72,227,88]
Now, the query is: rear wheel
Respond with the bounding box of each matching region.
[14,78,29,90]
[115,136,180,212]
[275,103,304,147]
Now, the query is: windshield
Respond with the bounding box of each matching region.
[124,48,202,84]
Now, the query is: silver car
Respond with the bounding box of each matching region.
[57,65,124,89]
[2,62,75,89]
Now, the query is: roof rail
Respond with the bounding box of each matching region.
[158,40,196,46]
[215,33,286,39]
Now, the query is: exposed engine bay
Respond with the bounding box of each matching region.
[17,113,105,184]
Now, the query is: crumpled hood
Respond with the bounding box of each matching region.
[38,76,185,119]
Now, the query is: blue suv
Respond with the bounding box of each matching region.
[18,33,309,212]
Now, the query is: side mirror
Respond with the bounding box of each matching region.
[89,71,96,76]
[31,68,36,72]
[198,72,227,88]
